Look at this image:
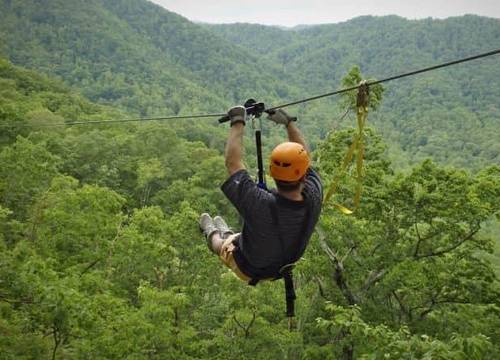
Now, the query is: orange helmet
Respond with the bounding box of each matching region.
[269,142,310,182]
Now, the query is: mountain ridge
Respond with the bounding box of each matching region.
[1,2,499,168]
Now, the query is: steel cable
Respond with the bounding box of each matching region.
[1,48,499,128]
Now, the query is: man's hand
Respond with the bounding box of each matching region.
[228,106,247,127]
[267,109,297,126]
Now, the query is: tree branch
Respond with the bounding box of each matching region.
[318,237,358,305]
[314,276,329,300]
[80,258,102,276]
[414,226,480,259]
[332,108,351,130]
[341,246,355,264]
[0,294,33,305]
[369,243,382,257]
[51,325,61,360]
[391,290,410,322]
[417,299,473,320]
[413,222,423,257]
[362,269,387,293]
[232,312,256,338]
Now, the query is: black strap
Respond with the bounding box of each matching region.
[255,130,266,189]
[248,278,260,286]
[280,264,296,317]
[269,195,312,318]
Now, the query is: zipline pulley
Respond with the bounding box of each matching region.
[243,99,267,189]
[217,98,265,123]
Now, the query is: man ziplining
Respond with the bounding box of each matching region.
[199,106,323,302]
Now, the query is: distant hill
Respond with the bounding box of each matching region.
[0,57,230,207]
[207,15,500,168]
[0,0,297,116]
[1,1,499,168]
[0,57,124,145]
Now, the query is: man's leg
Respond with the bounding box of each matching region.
[208,231,225,255]
[214,216,234,239]
[199,213,250,282]
[199,213,221,254]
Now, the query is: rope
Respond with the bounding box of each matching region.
[1,48,499,128]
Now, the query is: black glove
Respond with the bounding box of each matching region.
[228,106,246,127]
[267,109,297,126]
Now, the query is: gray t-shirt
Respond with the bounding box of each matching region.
[221,168,322,272]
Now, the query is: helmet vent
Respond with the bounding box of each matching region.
[273,160,291,167]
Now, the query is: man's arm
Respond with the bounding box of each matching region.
[225,123,245,175]
[267,109,310,152]
[224,119,246,176]
[286,122,309,153]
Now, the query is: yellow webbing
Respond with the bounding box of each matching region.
[323,82,369,214]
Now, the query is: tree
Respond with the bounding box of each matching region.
[310,129,500,358]
[30,176,126,270]
[0,136,60,220]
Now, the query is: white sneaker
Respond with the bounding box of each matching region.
[213,216,234,238]
[199,213,218,239]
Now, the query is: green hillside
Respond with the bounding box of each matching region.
[0,0,296,116]
[1,57,499,359]
[1,2,499,170]
[207,16,500,169]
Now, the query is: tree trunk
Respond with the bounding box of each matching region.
[342,344,353,360]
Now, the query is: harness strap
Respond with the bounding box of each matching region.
[280,264,296,317]
[268,196,311,318]
[238,193,312,319]
[248,278,259,286]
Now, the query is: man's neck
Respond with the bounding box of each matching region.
[278,189,304,202]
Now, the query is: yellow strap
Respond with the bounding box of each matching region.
[323,83,369,214]
[333,203,353,215]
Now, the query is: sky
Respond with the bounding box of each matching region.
[150,0,500,27]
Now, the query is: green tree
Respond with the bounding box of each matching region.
[309,129,500,358]
[0,136,60,220]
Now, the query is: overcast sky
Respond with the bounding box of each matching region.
[150,0,500,27]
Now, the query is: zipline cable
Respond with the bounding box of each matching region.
[2,48,499,128]
[62,113,227,126]
[4,113,227,128]
[266,48,500,111]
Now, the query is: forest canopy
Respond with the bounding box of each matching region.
[0,1,499,358]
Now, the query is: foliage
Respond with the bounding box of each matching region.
[0,7,499,359]
[317,304,493,359]
[340,65,384,112]
[310,129,500,358]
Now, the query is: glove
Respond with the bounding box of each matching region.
[267,109,297,126]
[227,106,246,127]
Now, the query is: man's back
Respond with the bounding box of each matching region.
[221,168,322,270]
